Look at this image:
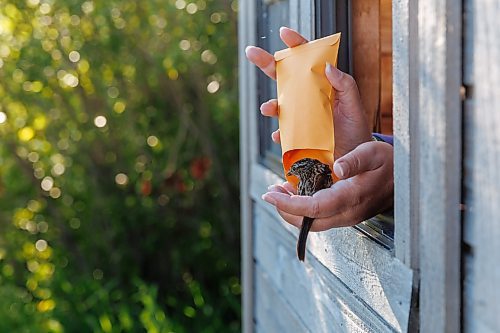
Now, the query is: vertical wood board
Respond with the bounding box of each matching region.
[417,0,462,332]
[238,1,258,332]
[463,0,500,331]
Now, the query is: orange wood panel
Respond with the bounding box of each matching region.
[351,0,381,132]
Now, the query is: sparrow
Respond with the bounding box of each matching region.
[287,158,333,261]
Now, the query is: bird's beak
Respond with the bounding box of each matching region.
[286,170,292,177]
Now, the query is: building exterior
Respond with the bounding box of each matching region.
[239,0,499,332]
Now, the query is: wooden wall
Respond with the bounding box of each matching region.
[352,0,393,134]
[462,0,500,331]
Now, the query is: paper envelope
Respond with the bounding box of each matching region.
[274,33,341,187]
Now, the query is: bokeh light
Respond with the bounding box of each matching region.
[0,0,240,331]
[94,115,107,128]
[115,173,129,186]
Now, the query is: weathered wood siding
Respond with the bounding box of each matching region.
[250,165,413,332]
[463,0,500,332]
[417,0,462,331]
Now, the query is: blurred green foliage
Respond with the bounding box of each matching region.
[0,0,240,331]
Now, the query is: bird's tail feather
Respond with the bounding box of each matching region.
[297,217,314,261]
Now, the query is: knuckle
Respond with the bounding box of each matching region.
[343,73,356,88]
[308,198,321,218]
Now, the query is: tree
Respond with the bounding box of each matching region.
[0,0,240,331]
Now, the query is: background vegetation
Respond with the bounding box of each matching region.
[0,0,240,331]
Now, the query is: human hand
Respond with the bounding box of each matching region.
[261,141,394,230]
[245,26,372,159]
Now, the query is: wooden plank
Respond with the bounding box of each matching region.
[251,164,413,332]
[417,0,462,331]
[351,0,381,131]
[254,206,399,332]
[463,252,474,333]
[298,0,314,40]
[289,0,299,32]
[380,0,393,135]
[238,1,258,332]
[392,0,420,272]
[463,0,500,331]
[254,267,310,333]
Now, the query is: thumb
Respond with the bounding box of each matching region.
[333,142,393,179]
[325,63,362,106]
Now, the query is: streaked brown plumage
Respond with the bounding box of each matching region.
[287,158,333,261]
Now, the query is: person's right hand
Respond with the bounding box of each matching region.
[262,141,394,230]
[245,26,372,159]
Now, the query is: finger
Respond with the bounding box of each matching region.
[267,183,292,195]
[271,129,281,143]
[260,99,278,117]
[282,181,297,195]
[309,210,365,231]
[262,191,328,219]
[245,46,276,79]
[310,187,393,232]
[325,63,359,99]
[275,208,303,229]
[334,142,393,179]
[279,27,308,48]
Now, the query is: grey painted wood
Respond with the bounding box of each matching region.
[251,164,413,332]
[463,252,474,332]
[392,0,420,270]
[298,0,314,39]
[238,1,258,332]
[254,206,399,332]
[254,267,310,333]
[463,0,500,331]
[417,0,462,331]
[289,0,299,31]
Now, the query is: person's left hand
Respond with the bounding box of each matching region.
[262,141,394,230]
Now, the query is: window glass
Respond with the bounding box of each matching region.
[257,0,289,173]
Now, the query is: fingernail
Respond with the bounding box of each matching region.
[245,46,255,57]
[279,26,287,34]
[325,62,341,79]
[262,193,277,205]
[334,161,346,178]
[325,62,332,73]
[259,102,266,113]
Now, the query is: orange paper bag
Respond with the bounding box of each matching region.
[274,33,341,187]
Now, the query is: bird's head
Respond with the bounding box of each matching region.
[287,158,329,177]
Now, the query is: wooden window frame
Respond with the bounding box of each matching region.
[393,0,462,331]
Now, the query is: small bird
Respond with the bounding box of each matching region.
[287,158,333,261]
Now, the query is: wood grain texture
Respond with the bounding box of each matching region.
[463,0,500,331]
[380,0,393,134]
[298,0,314,40]
[251,164,413,332]
[254,267,310,333]
[417,0,462,331]
[254,206,398,332]
[392,0,419,271]
[238,1,258,332]
[351,0,381,131]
